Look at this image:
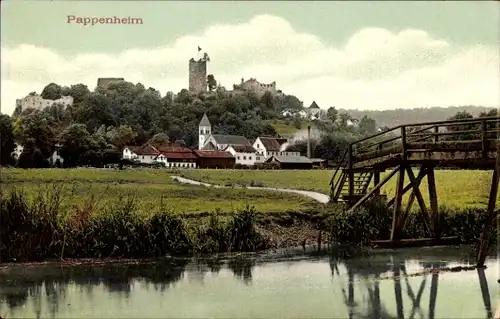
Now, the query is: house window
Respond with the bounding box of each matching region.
[257,144,260,148]
[243,156,246,160]
[256,156,260,160]
[237,156,240,160]
[142,156,144,159]
[249,156,252,160]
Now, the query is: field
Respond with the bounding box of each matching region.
[1,169,320,215]
[271,119,315,136]
[178,168,499,210]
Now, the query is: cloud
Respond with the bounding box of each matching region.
[1,14,499,115]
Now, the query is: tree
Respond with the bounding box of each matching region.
[446,111,476,140]
[148,133,170,147]
[41,83,63,100]
[106,125,137,150]
[0,115,15,166]
[358,116,377,136]
[69,84,91,103]
[58,124,94,167]
[13,110,56,158]
[207,74,217,92]
[326,107,338,123]
[17,139,49,168]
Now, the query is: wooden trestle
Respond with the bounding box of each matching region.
[329,116,500,266]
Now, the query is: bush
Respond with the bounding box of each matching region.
[325,198,494,246]
[0,188,269,262]
[254,162,281,170]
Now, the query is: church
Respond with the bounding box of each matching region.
[198,113,263,165]
[198,113,303,166]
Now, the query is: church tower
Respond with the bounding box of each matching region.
[198,113,211,150]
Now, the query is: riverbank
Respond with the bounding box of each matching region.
[1,168,497,263]
[1,182,495,263]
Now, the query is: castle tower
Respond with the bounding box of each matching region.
[198,113,211,150]
[189,58,207,93]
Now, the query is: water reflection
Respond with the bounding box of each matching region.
[0,247,497,319]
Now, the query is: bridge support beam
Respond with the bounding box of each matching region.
[476,150,500,267]
[390,166,405,240]
[390,166,435,241]
[427,166,441,239]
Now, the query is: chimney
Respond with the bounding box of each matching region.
[307,125,312,158]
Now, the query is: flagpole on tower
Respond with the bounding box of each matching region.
[197,46,202,60]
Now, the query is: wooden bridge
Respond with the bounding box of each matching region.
[329,116,500,266]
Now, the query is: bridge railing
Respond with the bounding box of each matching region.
[349,116,500,166]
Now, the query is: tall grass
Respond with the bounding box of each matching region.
[0,187,268,262]
[325,197,495,246]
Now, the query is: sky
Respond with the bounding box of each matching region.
[1,0,499,115]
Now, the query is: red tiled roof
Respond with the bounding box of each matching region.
[258,137,288,151]
[156,145,193,153]
[160,152,197,160]
[194,150,235,159]
[125,145,159,156]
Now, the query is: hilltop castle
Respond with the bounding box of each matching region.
[189,58,208,94]
[187,49,278,98]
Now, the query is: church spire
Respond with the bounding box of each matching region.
[199,113,211,127]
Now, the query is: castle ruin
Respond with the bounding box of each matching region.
[189,58,207,93]
[97,77,125,90]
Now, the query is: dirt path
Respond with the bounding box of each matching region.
[171,175,330,204]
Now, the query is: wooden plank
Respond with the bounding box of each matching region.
[373,172,380,196]
[477,150,500,267]
[388,168,428,206]
[370,236,461,248]
[406,166,432,235]
[427,167,440,239]
[390,166,405,241]
[347,166,400,213]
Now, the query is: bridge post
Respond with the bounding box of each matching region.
[481,120,488,160]
[348,144,354,204]
[373,172,380,197]
[390,165,405,241]
[427,166,440,239]
[477,150,500,267]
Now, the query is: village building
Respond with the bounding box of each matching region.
[193,150,235,169]
[265,155,313,170]
[252,137,300,159]
[224,145,260,166]
[305,101,327,120]
[154,145,197,168]
[198,113,258,165]
[122,145,159,164]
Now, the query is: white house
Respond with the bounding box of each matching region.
[122,145,159,164]
[224,145,260,166]
[252,137,300,160]
[153,145,197,168]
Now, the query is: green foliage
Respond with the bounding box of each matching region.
[207,74,217,92]
[41,83,63,100]
[0,114,15,165]
[0,187,269,262]
[325,198,493,246]
[10,81,301,166]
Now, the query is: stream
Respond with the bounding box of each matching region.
[0,246,498,318]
